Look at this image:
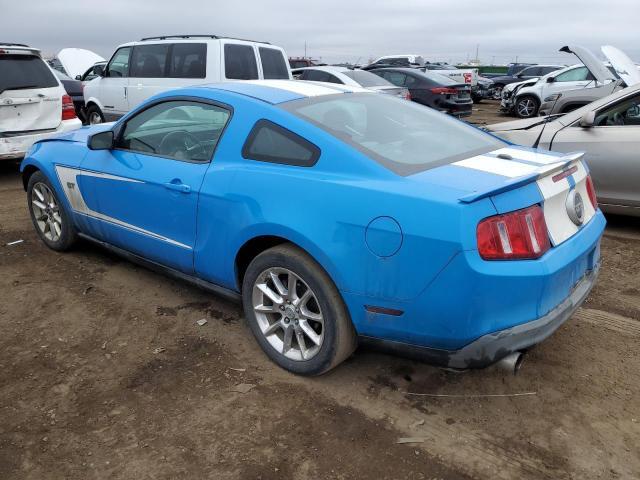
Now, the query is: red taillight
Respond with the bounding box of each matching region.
[585,174,598,209]
[477,205,551,260]
[430,87,458,95]
[61,94,77,120]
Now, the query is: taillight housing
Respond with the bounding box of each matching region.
[477,205,551,260]
[61,94,77,120]
[430,87,458,95]
[585,174,598,209]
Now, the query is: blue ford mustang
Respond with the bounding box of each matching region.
[20,80,605,375]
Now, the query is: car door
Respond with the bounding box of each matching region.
[550,91,640,208]
[75,98,232,272]
[100,47,132,120]
[127,43,171,110]
[541,66,594,100]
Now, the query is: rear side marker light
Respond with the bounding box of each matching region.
[585,174,598,209]
[477,205,550,260]
[552,165,578,182]
[61,94,77,120]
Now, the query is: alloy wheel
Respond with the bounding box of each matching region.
[252,267,324,361]
[31,182,62,242]
[89,112,102,124]
[517,98,536,117]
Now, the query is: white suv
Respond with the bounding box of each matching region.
[84,35,291,124]
[0,43,81,160]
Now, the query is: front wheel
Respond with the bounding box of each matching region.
[27,171,77,251]
[515,95,540,118]
[242,244,357,375]
[86,104,104,125]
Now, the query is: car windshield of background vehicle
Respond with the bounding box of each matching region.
[0,56,58,93]
[258,47,289,79]
[282,93,504,175]
[342,70,391,87]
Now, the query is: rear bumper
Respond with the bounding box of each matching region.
[0,118,81,160]
[360,263,600,369]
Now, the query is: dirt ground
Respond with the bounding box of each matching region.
[1,102,639,479]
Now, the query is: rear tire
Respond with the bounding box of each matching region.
[86,104,104,125]
[242,244,357,376]
[515,95,540,118]
[27,171,77,251]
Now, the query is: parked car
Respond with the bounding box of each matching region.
[488,82,640,216]
[538,46,640,116]
[54,48,105,80]
[292,66,410,99]
[370,67,473,117]
[501,45,640,119]
[471,76,496,103]
[289,57,322,69]
[83,34,291,124]
[52,70,85,122]
[78,61,107,84]
[362,54,425,69]
[0,43,81,161]
[481,62,535,79]
[490,65,563,99]
[20,80,604,375]
[421,62,478,87]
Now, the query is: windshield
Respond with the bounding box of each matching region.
[0,55,58,93]
[282,93,504,175]
[342,70,392,87]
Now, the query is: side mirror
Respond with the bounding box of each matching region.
[93,64,105,77]
[546,77,555,83]
[75,75,82,80]
[580,111,596,128]
[88,130,114,150]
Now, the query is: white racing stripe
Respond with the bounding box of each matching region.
[496,147,565,165]
[244,80,369,97]
[453,155,541,178]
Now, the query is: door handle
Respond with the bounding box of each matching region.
[164,181,191,193]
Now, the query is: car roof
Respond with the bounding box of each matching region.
[117,35,276,48]
[0,44,41,55]
[181,80,372,105]
[293,66,350,73]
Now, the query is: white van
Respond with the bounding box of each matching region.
[84,35,292,124]
[1,43,81,160]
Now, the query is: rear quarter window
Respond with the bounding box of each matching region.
[224,44,259,80]
[259,47,289,79]
[0,55,58,92]
[242,119,320,167]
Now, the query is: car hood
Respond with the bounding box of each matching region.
[559,45,617,84]
[57,48,105,79]
[408,145,572,203]
[601,45,640,86]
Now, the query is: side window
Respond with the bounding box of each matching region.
[106,47,131,78]
[242,119,320,167]
[130,44,169,78]
[383,72,407,87]
[304,70,332,82]
[259,47,289,80]
[522,67,540,76]
[325,74,343,84]
[404,75,417,87]
[540,67,558,75]
[555,67,589,82]
[169,43,206,78]
[119,100,231,162]
[224,44,259,80]
[594,93,640,126]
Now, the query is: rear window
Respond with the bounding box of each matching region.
[342,70,391,87]
[130,44,169,78]
[282,93,504,176]
[0,55,58,93]
[420,70,458,85]
[242,119,320,167]
[224,44,258,80]
[259,47,289,79]
[169,43,206,78]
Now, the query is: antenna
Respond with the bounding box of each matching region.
[532,94,562,149]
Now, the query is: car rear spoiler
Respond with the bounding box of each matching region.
[458,152,585,203]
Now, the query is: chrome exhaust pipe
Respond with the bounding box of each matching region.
[496,352,525,375]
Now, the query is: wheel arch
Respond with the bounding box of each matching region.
[233,232,344,295]
[21,164,40,191]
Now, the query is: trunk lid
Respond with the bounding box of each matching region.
[0,51,62,133]
[601,45,640,87]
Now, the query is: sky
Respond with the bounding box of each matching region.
[3,0,638,66]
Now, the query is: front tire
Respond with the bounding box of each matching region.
[27,171,76,251]
[515,95,539,118]
[242,244,356,376]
